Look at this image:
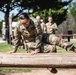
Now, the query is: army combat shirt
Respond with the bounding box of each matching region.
[46,22,58,34]
[13,18,42,49]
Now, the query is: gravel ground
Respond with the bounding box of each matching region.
[9,69,76,75]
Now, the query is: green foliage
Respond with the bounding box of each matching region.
[68,2,76,33]
[69,24,76,33]
[68,2,76,20]
[30,0,72,25]
[0,43,12,52]
[30,8,67,25]
[0,0,72,24]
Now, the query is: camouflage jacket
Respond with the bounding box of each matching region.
[46,22,58,34]
[13,18,42,49]
[40,22,46,33]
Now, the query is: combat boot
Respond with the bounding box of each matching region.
[70,46,76,53]
[63,43,76,53]
[60,41,76,53]
[47,68,57,73]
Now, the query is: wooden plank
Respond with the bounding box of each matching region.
[0,53,76,68]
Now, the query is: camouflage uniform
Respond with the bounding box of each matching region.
[40,21,46,33]
[46,22,58,34]
[12,18,42,53]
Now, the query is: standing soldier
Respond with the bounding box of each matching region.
[36,15,41,24]
[46,16,58,34]
[36,16,46,33]
[40,18,46,33]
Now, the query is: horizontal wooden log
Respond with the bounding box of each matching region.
[0,53,76,68]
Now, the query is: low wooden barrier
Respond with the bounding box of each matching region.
[57,34,73,42]
[0,53,76,68]
[73,34,76,39]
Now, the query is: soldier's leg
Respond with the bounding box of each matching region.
[41,43,57,53]
[9,45,19,53]
[26,42,40,55]
[9,39,20,53]
[48,34,76,52]
[30,48,40,55]
[9,38,24,53]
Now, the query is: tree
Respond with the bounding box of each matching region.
[30,8,67,24]
[30,0,72,25]
[67,2,76,33]
[68,2,76,20]
[0,21,3,33]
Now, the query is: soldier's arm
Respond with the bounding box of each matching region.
[34,22,42,48]
[44,24,47,33]
[12,26,22,52]
[51,23,58,30]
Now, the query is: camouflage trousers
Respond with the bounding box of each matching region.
[42,33,75,51]
[40,43,56,53]
[24,33,75,53]
[24,42,56,53]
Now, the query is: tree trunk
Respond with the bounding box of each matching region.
[5,14,9,44]
[5,6,11,44]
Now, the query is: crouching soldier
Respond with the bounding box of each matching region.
[9,13,57,54]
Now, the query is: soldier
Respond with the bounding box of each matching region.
[36,15,41,23]
[46,16,58,34]
[40,18,46,33]
[9,13,42,55]
[36,16,47,33]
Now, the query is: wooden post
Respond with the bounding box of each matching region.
[0,53,76,68]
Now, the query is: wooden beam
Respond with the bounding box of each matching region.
[0,53,76,68]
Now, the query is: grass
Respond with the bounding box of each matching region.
[0,43,11,53]
[0,43,26,53]
[0,39,76,53]
[0,39,76,75]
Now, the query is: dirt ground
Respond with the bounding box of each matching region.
[8,69,76,75]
